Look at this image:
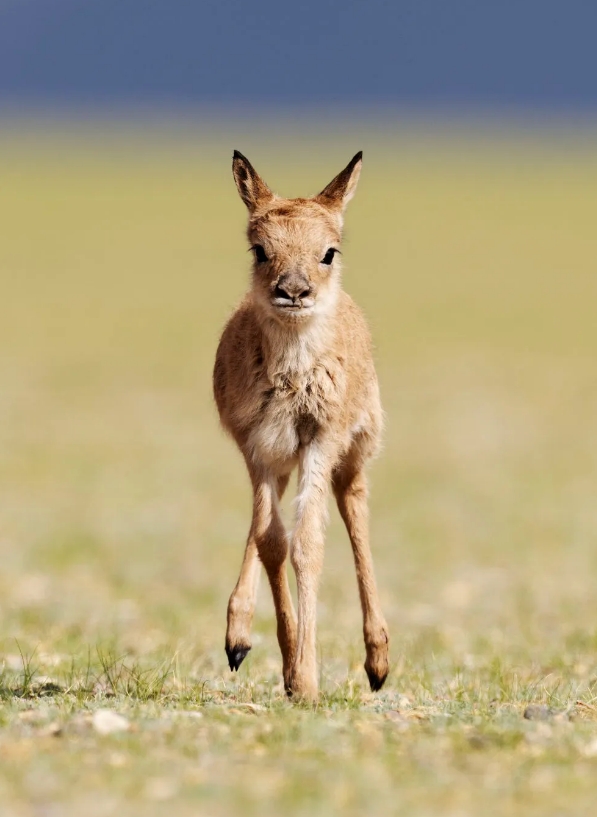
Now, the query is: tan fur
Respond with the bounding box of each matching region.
[213,151,389,700]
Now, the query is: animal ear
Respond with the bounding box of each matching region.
[232,150,273,212]
[316,151,363,211]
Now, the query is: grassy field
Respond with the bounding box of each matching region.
[1,121,597,816]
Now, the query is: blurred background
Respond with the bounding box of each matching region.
[1,2,597,810]
[0,0,597,817]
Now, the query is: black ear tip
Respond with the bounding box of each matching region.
[354,150,363,163]
[233,149,247,162]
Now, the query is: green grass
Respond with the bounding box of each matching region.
[1,122,597,815]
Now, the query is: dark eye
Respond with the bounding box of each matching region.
[251,244,268,263]
[321,247,338,265]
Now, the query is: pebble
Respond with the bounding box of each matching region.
[523,705,553,721]
[92,709,131,735]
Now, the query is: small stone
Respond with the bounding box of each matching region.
[69,713,93,733]
[18,709,44,723]
[582,738,597,757]
[40,721,62,737]
[168,710,203,720]
[523,705,553,721]
[238,702,266,713]
[31,678,64,696]
[468,733,490,750]
[144,777,179,801]
[92,709,130,735]
[385,711,410,732]
[225,702,266,714]
[92,681,116,698]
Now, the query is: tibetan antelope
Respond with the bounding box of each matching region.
[213,151,389,701]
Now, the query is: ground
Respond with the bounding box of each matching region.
[1,123,597,815]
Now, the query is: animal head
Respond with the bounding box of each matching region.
[232,150,362,326]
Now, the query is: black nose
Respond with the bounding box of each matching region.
[274,284,291,300]
[274,284,312,301]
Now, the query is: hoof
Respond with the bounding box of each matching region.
[285,673,318,703]
[365,663,388,692]
[225,644,251,672]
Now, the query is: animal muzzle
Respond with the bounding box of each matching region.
[273,273,312,305]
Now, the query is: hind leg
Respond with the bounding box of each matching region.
[332,441,389,691]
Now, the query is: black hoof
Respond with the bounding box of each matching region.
[365,664,388,692]
[225,644,251,672]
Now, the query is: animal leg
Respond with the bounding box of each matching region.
[288,443,332,702]
[225,474,292,675]
[333,461,389,691]
[249,471,297,687]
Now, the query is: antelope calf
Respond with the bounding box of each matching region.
[213,151,389,701]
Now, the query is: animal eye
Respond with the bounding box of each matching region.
[251,244,268,263]
[321,248,338,265]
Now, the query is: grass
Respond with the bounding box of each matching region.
[1,120,597,815]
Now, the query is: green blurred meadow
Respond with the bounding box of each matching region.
[1,120,597,816]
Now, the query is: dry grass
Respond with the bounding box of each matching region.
[1,122,597,815]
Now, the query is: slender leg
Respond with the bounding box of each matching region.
[288,443,332,701]
[225,474,293,678]
[252,471,297,688]
[333,459,389,691]
[225,535,261,671]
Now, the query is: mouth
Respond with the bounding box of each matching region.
[271,297,315,315]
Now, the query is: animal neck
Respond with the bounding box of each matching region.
[257,301,337,381]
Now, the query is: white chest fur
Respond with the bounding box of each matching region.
[247,319,344,468]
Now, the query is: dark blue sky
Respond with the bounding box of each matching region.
[0,0,595,110]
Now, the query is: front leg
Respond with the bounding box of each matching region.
[288,442,333,702]
[225,534,261,671]
[226,474,293,678]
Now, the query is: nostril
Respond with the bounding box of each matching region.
[274,285,290,300]
[299,289,311,300]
